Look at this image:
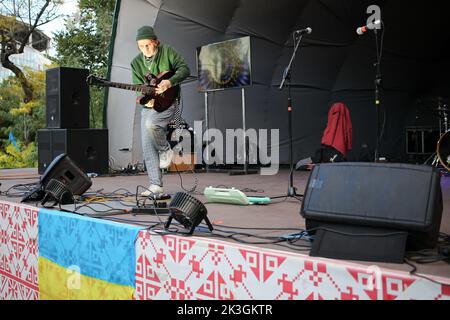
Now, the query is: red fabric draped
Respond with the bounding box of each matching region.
[321,102,353,157]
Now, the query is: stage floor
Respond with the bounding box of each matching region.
[1,167,449,280]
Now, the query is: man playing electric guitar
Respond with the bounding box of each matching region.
[131,26,190,196]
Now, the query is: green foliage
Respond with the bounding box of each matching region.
[0,0,116,168]
[53,0,116,128]
[0,79,17,149]
[0,68,46,168]
[0,143,37,169]
[0,68,46,142]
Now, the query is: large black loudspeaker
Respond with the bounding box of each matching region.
[38,129,109,175]
[46,67,90,128]
[301,163,443,263]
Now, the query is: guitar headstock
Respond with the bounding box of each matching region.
[87,74,108,87]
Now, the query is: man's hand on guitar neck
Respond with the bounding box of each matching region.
[155,80,172,95]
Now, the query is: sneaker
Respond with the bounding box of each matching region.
[141,185,164,197]
[159,148,174,169]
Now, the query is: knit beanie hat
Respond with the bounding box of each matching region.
[136,26,157,41]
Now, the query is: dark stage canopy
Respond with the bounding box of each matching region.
[107,0,450,167]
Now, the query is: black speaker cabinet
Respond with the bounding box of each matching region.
[46,67,90,128]
[22,154,93,205]
[38,129,109,175]
[41,154,93,202]
[301,163,443,263]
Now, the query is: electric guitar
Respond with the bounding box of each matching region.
[87,71,177,112]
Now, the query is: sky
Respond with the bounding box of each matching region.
[39,0,79,55]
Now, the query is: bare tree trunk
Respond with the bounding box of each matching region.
[2,55,34,103]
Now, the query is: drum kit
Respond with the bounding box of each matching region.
[424,96,450,171]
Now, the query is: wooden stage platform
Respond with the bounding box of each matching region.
[1,167,449,300]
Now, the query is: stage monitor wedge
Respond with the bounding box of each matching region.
[46,67,90,128]
[22,154,92,205]
[301,163,443,263]
[41,153,92,197]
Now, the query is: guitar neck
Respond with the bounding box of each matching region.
[95,80,144,92]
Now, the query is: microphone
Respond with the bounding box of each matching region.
[294,27,312,35]
[356,20,381,35]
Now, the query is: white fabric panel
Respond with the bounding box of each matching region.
[107,67,138,167]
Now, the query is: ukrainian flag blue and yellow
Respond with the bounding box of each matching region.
[38,209,141,300]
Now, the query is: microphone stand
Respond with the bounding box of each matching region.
[373,25,384,162]
[273,32,305,201]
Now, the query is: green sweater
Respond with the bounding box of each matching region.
[131,44,190,95]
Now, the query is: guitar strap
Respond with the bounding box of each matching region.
[172,98,185,135]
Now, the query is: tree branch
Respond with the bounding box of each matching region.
[2,54,33,103]
[17,0,51,53]
[0,0,56,102]
[36,14,60,27]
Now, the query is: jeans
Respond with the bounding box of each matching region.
[141,104,176,187]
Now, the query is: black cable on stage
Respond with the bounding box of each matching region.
[134,185,169,224]
[93,188,136,198]
[404,259,450,287]
[211,224,305,232]
[172,163,199,194]
[0,182,40,197]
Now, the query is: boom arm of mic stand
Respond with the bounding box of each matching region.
[279,35,305,90]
